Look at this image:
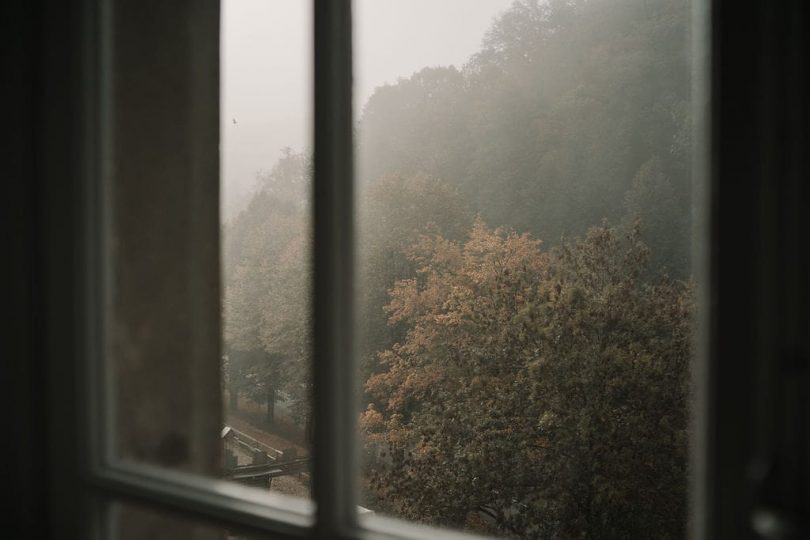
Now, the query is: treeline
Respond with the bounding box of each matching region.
[223,0,693,537]
[358,0,691,277]
[363,223,691,537]
[222,149,312,428]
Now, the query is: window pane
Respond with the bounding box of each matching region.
[355,0,696,537]
[105,0,222,477]
[104,0,314,501]
[220,0,313,499]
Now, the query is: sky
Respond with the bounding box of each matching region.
[220,0,513,220]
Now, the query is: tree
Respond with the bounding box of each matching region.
[357,173,473,381]
[363,221,692,538]
[222,150,311,427]
[259,231,312,428]
[356,0,692,275]
[622,156,690,277]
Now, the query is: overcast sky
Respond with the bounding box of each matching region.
[221,0,513,219]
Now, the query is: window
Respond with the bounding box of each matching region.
[6,0,810,538]
[354,2,694,536]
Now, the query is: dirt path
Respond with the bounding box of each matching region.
[266,472,310,498]
[225,414,309,456]
[225,413,310,498]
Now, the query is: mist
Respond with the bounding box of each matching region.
[220,0,511,220]
[222,0,695,534]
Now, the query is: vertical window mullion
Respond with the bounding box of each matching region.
[312,0,357,537]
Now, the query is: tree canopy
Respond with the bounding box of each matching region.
[222,150,311,424]
[223,0,695,535]
[358,0,691,277]
[363,223,691,537]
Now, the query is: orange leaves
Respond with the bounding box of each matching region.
[364,218,694,537]
[384,278,420,325]
[405,233,463,274]
[360,404,386,434]
[385,221,548,336]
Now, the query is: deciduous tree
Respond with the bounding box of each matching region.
[363,222,691,538]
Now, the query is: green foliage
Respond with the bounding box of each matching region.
[358,0,692,274]
[357,174,474,380]
[224,0,695,533]
[363,222,692,538]
[622,157,690,276]
[222,150,312,422]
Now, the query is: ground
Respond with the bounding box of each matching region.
[226,400,310,498]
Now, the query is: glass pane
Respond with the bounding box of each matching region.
[355,0,696,537]
[104,0,313,501]
[105,0,222,476]
[220,0,313,498]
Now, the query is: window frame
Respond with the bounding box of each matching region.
[78,0,487,538]
[25,0,807,538]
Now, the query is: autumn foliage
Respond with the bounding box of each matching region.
[222,0,695,534]
[362,222,692,538]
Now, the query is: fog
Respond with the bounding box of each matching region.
[222,0,695,534]
[220,0,512,220]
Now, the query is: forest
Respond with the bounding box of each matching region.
[222,0,693,537]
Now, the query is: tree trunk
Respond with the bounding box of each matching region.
[305,413,313,446]
[266,385,276,425]
[229,387,238,410]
